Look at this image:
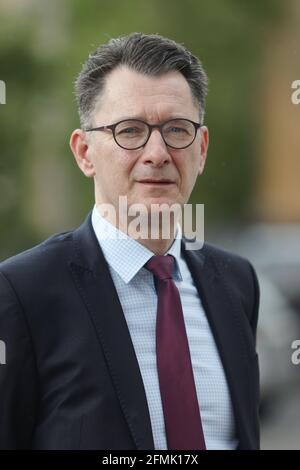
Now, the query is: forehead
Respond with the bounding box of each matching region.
[93,65,198,121]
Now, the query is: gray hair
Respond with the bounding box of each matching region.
[74,32,208,128]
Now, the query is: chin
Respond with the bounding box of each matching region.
[142,198,183,216]
[143,196,177,205]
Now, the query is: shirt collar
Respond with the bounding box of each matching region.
[91,205,183,284]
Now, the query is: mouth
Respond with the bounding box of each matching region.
[137,179,176,186]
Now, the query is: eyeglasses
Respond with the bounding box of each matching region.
[84,118,202,150]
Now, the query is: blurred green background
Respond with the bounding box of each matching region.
[1,0,300,450]
[0,0,288,258]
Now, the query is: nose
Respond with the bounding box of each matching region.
[140,128,172,167]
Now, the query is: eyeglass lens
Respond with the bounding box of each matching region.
[114,119,196,149]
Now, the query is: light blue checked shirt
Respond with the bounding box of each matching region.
[91,205,238,450]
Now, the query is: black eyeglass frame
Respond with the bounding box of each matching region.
[84,118,202,150]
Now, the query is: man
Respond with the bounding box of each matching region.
[0,33,260,450]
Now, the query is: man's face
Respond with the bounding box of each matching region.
[71,65,208,214]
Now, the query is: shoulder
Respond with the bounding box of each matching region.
[203,241,255,275]
[0,229,75,285]
[202,241,258,292]
[184,238,255,276]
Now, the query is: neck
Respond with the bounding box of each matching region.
[129,230,177,256]
[95,202,180,255]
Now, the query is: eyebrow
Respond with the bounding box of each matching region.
[111,114,191,123]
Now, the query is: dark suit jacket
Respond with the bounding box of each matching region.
[0,213,260,450]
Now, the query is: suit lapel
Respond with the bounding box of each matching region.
[183,242,253,446]
[69,214,154,450]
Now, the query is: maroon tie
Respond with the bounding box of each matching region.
[145,255,206,450]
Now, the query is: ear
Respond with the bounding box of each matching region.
[198,126,209,176]
[69,129,96,177]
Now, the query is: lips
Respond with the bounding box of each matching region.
[138,179,175,184]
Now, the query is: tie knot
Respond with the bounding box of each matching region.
[145,255,174,281]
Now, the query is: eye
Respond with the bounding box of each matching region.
[117,127,141,135]
[115,121,146,138]
[165,126,189,135]
[170,127,186,133]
